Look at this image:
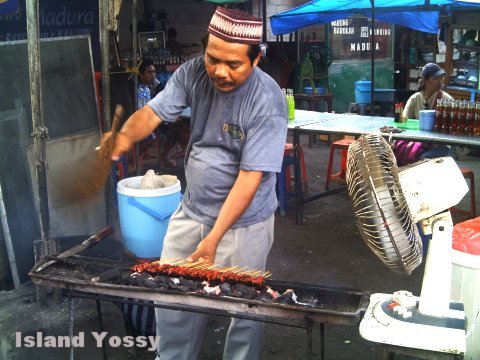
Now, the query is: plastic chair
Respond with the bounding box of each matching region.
[325,139,354,190]
[451,167,476,221]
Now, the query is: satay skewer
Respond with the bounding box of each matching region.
[132,261,270,286]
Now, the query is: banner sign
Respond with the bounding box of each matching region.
[0,0,19,16]
[330,18,392,61]
[0,0,100,68]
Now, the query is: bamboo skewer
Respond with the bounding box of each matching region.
[141,258,272,280]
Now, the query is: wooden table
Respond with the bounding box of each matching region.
[293,93,334,113]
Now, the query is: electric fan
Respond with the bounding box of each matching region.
[346,134,469,354]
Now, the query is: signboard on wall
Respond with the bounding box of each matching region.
[0,0,100,68]
[330,18,392,60]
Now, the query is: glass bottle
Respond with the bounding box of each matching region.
[456,100,467,134]
[282,88,288,121]
[474,102,480,136]
[442,100,452,133]
[464,101,475,135]
[434,99,444,132]
[287,89,295,121]
[449,100,459,134]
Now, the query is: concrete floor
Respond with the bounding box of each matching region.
[0,133,479,360]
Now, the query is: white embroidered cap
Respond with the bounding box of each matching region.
[208,6,262,45]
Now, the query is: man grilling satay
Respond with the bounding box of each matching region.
[105,7,287,360]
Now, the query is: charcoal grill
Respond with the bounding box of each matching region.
[29,255,369,360]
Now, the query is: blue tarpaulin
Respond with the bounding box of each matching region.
[0,0,19,15]
[271,0,480,35]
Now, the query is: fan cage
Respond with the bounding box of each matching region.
[346,135,423,275]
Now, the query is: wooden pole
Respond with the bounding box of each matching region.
[26,0,50,243]
[100,0,111,131]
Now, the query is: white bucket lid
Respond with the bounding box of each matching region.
[452,249,480,270]
[117,176,181,197]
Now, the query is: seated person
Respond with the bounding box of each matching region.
[137,59,183,167]
[393,63,454,166]
[138,58,164,97]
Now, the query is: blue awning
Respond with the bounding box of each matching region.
[270,0,480,35]
[0,0,19,15]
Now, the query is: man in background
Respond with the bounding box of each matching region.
[165,27,184,57]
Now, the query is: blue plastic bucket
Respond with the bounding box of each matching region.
[355,80,372,104]
[304,86,326,95]
[117,176,181,259]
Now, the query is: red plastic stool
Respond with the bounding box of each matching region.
[325,139,354,190]
[115,156,129,180]
[284,143,308,193]
[451,167,476,222]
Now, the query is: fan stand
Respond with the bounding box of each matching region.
[360,213,466,355]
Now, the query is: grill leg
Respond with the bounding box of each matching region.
[319,323,325,360]
[306,325,313,360]
[96,299,108,360]
[293,128,304,225]
[69,294,74,360]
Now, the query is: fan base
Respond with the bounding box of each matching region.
[360,293,466,354]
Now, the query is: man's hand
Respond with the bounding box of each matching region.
[100,106,163,161]
[186,170,263,265]
[101,132,133,161]
[186,236,220,264]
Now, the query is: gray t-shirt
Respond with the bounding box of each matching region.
[148,56,287,228]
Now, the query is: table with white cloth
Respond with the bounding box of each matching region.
[289,111,480,224]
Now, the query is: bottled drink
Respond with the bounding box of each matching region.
[474,102,480,136]
[442,100,452,133]
[282,88,288,121]
[287,89,295,121]
[450,100,459,134]
[434,99,443,132]
[456,100,467,134]
[137,85,144,109]
[464,101,475,135]
[143,85,151,103]
[137,85,150,109]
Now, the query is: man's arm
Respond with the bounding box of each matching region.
[109,105,163,160]
[187,169,263,264]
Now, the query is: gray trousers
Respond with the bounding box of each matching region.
[155,204,275,360]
